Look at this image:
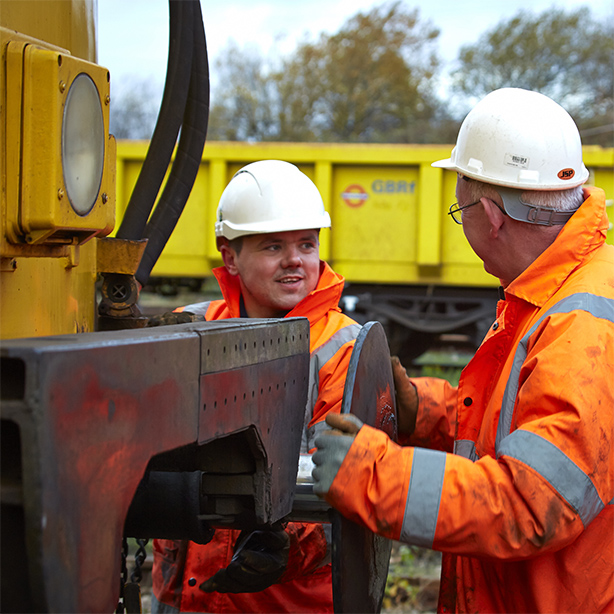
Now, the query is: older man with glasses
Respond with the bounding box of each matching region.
[312,88,614,613]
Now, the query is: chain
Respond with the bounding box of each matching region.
[115,537,149,614]
[115,536,128,614]
[130,538,149,584]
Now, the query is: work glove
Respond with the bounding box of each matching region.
[391,356,419,436]
[199,524,290,593]
[146,311,205,327]
[312,413,363,497]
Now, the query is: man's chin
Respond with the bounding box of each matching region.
[272,293,308,314]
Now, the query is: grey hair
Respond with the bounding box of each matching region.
[465,178,584,213]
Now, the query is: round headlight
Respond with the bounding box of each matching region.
[61,73,105,216]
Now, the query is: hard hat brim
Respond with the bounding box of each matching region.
[432,158,455,170]
[431,157,590,190]
[216,212,331,240]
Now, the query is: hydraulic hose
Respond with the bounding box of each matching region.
[136,0,209,287]
[115,0,194,240]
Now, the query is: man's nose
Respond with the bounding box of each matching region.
[281,246,302,267]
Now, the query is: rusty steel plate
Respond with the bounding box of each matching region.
[332,320,397,613]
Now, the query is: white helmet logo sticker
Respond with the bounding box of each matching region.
[558,168,575,180]
[505,153,529,168]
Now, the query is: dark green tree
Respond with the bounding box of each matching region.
[452,7,614,145]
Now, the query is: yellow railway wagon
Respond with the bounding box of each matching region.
[116,141,614,284]
[116,141,614,355]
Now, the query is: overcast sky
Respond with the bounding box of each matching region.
[98,0,613,101]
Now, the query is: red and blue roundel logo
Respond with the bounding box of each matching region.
[341,184,368,208]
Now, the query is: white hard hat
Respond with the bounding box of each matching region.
[433,88,589,190]
[215,160,331,240]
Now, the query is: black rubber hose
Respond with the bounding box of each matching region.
[136,0,209,286]
[115,0,194,240]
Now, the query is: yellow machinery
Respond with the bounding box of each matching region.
[1,0,115,339]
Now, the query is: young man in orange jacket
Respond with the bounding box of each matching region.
[313,88,614,613]
[150,160,361,613]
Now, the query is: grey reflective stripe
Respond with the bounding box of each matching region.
[314,323,363,367]
[400,448,446,548]
[302,323,362,451]
[498,429,604,527]
[179,300,212,317]
[454,439,478,461]
[496,293,614,450]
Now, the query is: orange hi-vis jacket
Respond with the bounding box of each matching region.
[324,187,614,613]
[152,261,361,613]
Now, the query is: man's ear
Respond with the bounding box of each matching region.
[219,241,239,276]
[481,197,505,239]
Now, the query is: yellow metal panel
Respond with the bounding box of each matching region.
[0,242,97,339]
[315,161,333,261]
[159,163,209,268]
[439,168,494,267]
[3,38,27,245]
[0,0,97,62]
[331,165,419,265]
[440,263,494,286]
[583,146,614,168]
[335,260,422,284]
[417,164,442,265]
[148,254,214,278]
[205,159,228,263]
[589,167,614,244]
[334,260,493,286]
[96,237,147,275]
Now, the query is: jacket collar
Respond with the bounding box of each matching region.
[505,186,608,307]
[212,260,345,325]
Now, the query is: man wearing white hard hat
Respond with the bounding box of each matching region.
[150,160,361,613]
[312,88,614,612]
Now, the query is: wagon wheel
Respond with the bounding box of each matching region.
[332,321,397,613]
